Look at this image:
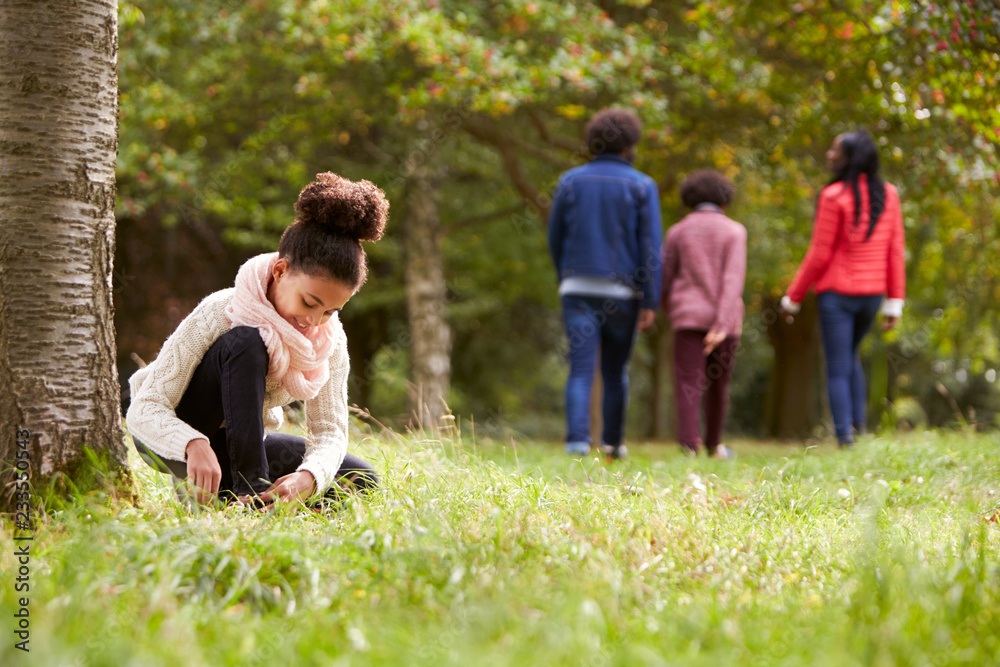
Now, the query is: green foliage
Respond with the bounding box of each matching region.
[116,0,1000,432]
[24,447,139,513]
[2,430,999,664]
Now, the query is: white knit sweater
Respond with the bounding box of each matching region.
[125,288,351,496]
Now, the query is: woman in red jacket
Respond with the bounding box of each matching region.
[781,130,905,447]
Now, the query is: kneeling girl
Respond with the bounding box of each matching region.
[127,172,388,505]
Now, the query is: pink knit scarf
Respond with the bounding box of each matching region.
[225,253,334,400]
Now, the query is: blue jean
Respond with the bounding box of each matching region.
[817,292,883,444]
[561,295,640,447]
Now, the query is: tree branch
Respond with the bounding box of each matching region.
[445,204,526,232]
[464,116,549,219]
[526,109,586,155]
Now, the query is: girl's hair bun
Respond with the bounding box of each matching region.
[294,172,389,242]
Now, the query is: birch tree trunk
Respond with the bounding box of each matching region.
[402,171,452,429]
[0,0,126,505]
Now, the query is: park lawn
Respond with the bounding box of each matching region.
[2,427,999,666]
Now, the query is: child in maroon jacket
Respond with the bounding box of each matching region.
[661,170,747,458]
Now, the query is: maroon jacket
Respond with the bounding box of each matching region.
[660,206,747,336]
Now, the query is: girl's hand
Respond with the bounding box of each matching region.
[881,315,899,331]
[185,438,221,504]
[259,470,316,505]
[703,330,726,355]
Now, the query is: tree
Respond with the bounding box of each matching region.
[401,167,453,428]
[0,0,127,506]
[116,0,1000,442]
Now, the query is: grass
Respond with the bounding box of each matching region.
[2,425,999,666]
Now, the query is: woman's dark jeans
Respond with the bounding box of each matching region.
[816,292,883,445]
[560,295,640,448]
[134,326,378,498]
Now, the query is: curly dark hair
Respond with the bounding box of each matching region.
[585,108,642,155]
[679,169,735,208]
[278,172,389,290]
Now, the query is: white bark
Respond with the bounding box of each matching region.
[403,172,452,429]
[0,0,124,490]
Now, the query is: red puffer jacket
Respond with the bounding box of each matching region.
[787,174,905,303]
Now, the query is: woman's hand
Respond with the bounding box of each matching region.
[185,438,221,504]
[779,295,800,324]
[881,315,899,331]
[259,470,316,505]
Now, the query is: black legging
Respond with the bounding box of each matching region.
[133,326,378,498]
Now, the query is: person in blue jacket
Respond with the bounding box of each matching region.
[547,108,663,460]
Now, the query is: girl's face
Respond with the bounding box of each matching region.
[826,135,848,173]
[267,258,354,332]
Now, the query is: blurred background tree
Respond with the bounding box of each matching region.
[116,0,1000,442]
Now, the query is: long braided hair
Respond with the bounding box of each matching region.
[829,129,886,240]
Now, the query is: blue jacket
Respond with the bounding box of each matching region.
[547,155,663,309]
